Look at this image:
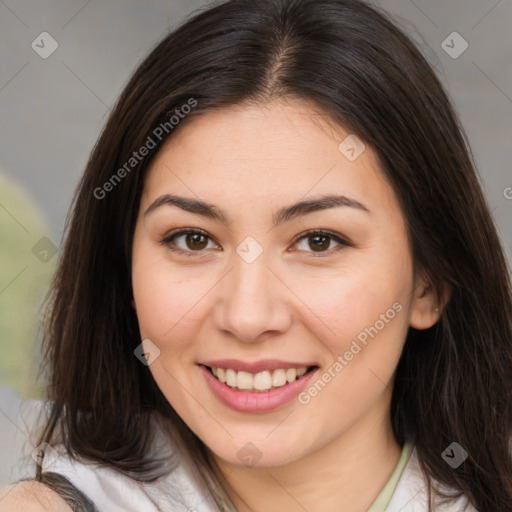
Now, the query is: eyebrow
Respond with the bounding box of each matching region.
[144,193,370,225]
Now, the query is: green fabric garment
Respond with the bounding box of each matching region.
[367,443,412,511]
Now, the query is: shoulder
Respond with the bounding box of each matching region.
[0,481,72,512]
[7,405,218,511]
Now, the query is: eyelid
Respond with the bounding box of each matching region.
[159,227,352,257]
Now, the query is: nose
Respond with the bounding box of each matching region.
[213,250,292,343]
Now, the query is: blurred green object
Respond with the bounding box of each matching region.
[0,173,58,398]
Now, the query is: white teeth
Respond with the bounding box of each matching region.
[253,371,272,390]
[226,369,237,387]
[210,366,309,391]
[271,369,287,387]
[237,371,253,390]
[285,368,297,382]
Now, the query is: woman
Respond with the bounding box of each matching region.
[2,0,511,510]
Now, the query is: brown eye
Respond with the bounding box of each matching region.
[184,233,208,250]
[159,229,218,256]
[293,230,350,256]
[308,234,331,252]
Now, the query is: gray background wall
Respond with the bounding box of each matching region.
[1,0,511,249]
[1,0,511,248]
[0,0,511,486]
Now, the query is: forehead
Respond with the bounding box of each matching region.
[141,99,396,220]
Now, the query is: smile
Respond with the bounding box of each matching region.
[209,366,310,392]
[199,361,318,413]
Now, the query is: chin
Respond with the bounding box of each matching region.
[201,431,314,469]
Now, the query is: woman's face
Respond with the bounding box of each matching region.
[131,98,438,467]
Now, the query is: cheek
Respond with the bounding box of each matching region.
[291,238,413,363]
[294,273,409,426]
[131,248,212,350]
[295,264,409,341]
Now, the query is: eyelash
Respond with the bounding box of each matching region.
[158,228,351,258]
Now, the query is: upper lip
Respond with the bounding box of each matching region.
[200,359,317,373]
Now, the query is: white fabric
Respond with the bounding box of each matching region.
[42,445,478,512]
[384,445,477,511]
[44,445,218,512]
[9,399,478,511]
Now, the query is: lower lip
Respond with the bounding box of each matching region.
[199,365,318,413]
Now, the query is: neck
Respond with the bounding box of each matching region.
[208,398,402,512]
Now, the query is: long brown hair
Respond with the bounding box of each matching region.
[36,0,512,509]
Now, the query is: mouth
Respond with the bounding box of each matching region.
[203,364,318,393]
[198,361,319,413]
